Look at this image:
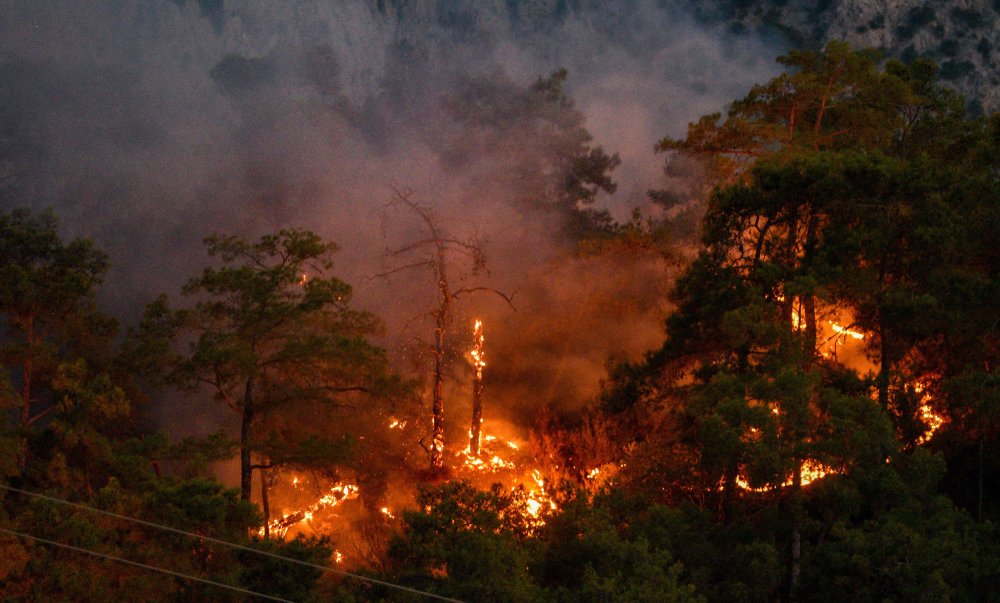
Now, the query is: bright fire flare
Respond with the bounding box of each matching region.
[471,320,486,377]
[735,459,837,492]
[914,382,945,444]
[452,426,558,524]
[523,469,557,521]
[457,430,517,471]
[259,481,359,538]
[828,321,864,340]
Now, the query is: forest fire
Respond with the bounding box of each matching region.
[264,315,559,541]
[796,302,947,443]
[5,28,998,599]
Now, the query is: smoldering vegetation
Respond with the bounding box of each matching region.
[0,1,780,445]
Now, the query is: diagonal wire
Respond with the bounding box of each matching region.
[0,525,295,603]
[0,482,463,603]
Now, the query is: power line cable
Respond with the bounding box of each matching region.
[0,525,296,603]
[0,482,463,603]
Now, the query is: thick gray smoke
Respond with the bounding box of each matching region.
[0,1,781,440]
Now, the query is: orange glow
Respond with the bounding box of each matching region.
[471,319,486,377]
[456,430,518,471]
[914,382,945,444]
[259,481,359,538]
[735,459,837,492]
[828,320,864,340]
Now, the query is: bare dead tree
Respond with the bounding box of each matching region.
[377,188,513,472]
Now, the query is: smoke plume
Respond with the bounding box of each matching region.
[0,0,781,441]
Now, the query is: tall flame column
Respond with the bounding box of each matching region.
[469,320,486,457]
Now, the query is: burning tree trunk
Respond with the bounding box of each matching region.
[469,320,486,457]
[431,290,449,470]
[260,464,273,538]
[377,189,513,472]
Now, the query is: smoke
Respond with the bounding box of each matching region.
[0,1,781,443]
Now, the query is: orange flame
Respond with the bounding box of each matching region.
[259,481,359,538]
[914,382,945,444]
[735,459,837,492]
[471,319,486,377]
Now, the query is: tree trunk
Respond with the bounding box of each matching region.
[240,376,255,500]
[429,230,452,471]
[470,373,484,456]
[802,213,819,358]
[261,465,271,538]
[430,309,446,470]
[18,316,34,470]
[803,294,817,357]
[978,434,984,522]
[469,320,485,457]
[878,316,890,410]
[789,458,803,602]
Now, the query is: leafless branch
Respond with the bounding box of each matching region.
[372,260,438,280]
[387,238,478,257]
[451,286,516,310]
[315,385,370,394]
[25,405,57,426]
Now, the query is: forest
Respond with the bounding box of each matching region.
[1,42,999,602]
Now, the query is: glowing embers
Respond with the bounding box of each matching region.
[913,382,945,445]
[259,480,359,538]
[450,427,558,524]
[456,431,518,472]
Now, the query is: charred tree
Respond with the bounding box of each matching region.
[378,189,513,472]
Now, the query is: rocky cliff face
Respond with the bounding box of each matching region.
[367,0,1000,110]
[696,0,1000,111]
